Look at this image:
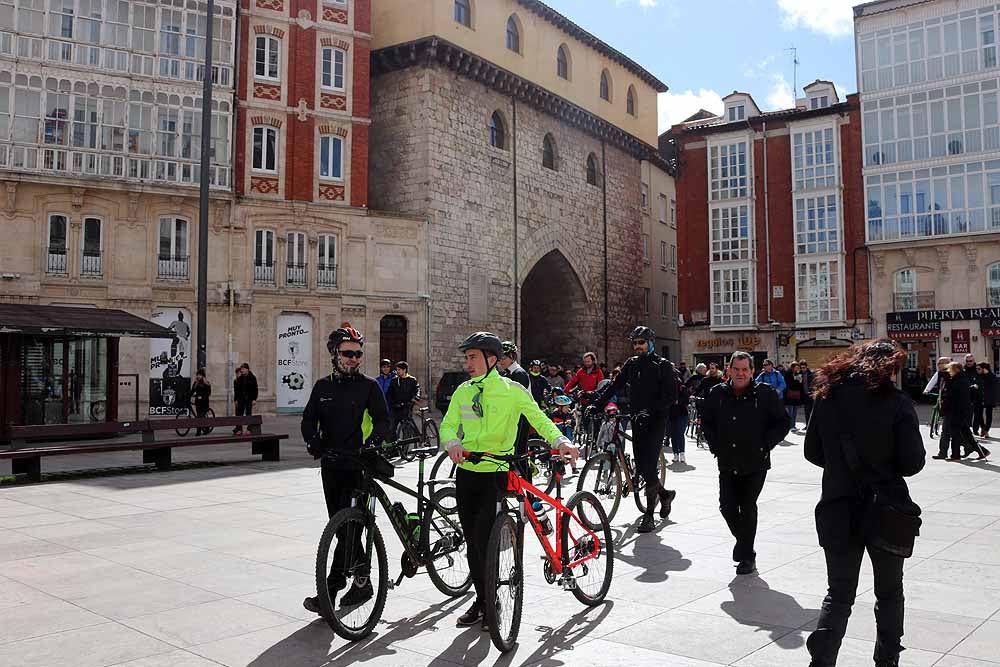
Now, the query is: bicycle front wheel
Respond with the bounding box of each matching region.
[576,453,622,523]
[633,452,668,514]
[174,408,191,437]
[423,419,440,449]
[200,408,215,435]
[562,490,614,606]
[423,487,471,597]
[397,420,420,462]
[484,512,523,654]
[315,507,389,641]
[430,451,456,481]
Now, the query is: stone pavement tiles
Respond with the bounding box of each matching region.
[3,414,1000,665]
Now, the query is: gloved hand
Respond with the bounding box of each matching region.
[584,405,599,421]
[364,434,384,449]
[632,410,651,432]
[306,438,323,459]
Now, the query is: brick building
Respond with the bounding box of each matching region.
[368,0,671,372]
[667,83,870,370]
[233,0,427,412]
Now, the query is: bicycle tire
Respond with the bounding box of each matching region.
[576,452,622,523]
[200,408,216,435]
[423,487,471,597]
[89,400,106,422]
[633,452,668,514]
[398,420,420,462]
[430,452,456,481]
[483,512,523,654]
[315,507,389,641]
[423,418,440,449]
[561,490,614,606]
[174,407,191,437]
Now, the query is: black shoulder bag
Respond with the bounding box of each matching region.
[838,419,921,558]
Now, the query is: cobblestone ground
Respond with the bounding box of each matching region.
[2,411,1000,666]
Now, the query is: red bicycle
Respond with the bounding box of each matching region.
[464,449,614,653]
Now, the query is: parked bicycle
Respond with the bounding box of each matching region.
[174,401,215,437]
[313,439,470,641]
[576,410,667,523]
[391,405,440,462]
[465,449,613,653]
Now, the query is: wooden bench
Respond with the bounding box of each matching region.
[1,416,288,482]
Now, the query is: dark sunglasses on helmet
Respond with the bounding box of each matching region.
[338,350,364,359]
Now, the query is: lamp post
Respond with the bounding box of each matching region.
[195,0,216,372]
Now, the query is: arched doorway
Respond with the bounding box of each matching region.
[520,250,590,368]
[379,315,408,365]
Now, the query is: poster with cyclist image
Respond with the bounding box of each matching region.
[149,307,192,416]
[276,313,313,413]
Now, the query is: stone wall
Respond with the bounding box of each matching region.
[370,64,645,373]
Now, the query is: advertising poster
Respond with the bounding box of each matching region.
[952,328,971,354]
[149,307,192,415]
[277,313,313,413]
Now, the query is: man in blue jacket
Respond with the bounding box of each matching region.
[755,359,786,399]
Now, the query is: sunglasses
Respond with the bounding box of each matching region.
[472,386,484,418]
[631,339,648,346]
[338,350,364,359]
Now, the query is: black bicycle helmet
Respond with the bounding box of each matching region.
[327,326,364,354]
[628,325,656,342]
[458,331,503,357]
[501,341,518,357]
[529,359,543,367]
[380,358,392,366]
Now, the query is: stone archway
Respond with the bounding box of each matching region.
[520,249,592,368]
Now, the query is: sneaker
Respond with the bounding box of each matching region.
[672,453,679,463]
[735,559,757,575]
[932,454,949,460]
[303,596,321,614]
[679,452,686,463]
[232,427,241,435]
[339,580,374,607]
[658,489,676,519]
[637,512,656,533]
[947,456,963,461]
[457,601,483,627]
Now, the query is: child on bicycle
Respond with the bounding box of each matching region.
[441,332,577,630]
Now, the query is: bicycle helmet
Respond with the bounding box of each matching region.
[529,359,543,368]
[605,402,619,413]
[627,325,656,342]
[380,358,392,366]
[327,326,364,354]
[458,331,503,358]
[554,394,573,406]
[501,341,518,357]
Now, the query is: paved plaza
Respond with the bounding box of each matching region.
[3,412,1000,666]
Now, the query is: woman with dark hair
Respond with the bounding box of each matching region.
[937,362,990,460]
[977,362,996,438]
[804,339,925,667]
[784,362,805,431]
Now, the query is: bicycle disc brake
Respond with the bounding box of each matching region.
[543,558,557,584]
[400,552,418,578]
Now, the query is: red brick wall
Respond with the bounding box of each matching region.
[355,0,372,33]
[841,93,869,322]
[286,115,316,201]
[674,131,710,322]
[754,131,795,325]
[352,37,371,119]
[351,123,369,207]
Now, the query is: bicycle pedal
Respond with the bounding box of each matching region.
[559,576,577,590]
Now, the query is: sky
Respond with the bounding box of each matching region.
[539,0,860,134]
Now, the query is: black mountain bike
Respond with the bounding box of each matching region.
[392,405,440,462]
[314,441,471,641]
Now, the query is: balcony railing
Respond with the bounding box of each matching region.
[286,262,307,287]
[157,255,189,280]
[46,247,67,274]
[317,263,338,288]
[254,263,275,285]
[80,251,102,277]
[893,291,935,311]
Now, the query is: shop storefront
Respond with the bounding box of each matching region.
[684,330,771,370]
[1,304,172,437]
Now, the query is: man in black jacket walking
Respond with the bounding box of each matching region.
[701,351,790,574]
[233,363,258,435]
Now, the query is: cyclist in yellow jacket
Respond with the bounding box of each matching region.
[440,331,577,629]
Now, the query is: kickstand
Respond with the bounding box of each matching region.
[391,572,405,590]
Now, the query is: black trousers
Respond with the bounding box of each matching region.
[456,467,508,605]
[975,405,994,433]
[320,464,366,592]
[235,400,253,417]
[634,414,667,491]
[807,543,905,666]
[719,469,766,562]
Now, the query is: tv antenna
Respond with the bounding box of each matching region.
[785,45,799,107]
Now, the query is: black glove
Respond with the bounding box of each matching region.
[632,410,651,432]
[306,438,323,459]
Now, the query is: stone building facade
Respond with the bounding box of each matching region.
[369,0,668,372]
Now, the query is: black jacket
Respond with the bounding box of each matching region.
[592,352,677,418]
[191,379,211,411]
[783,371,805,406]
[529,373,549,406]
[980,371,997,407]
[942,372,974,426]
[701,381,789,474]
[386,375,420,409]
[234,371,258,403]
[804,378,925,548]
[301,372,392,468]
[501,363,531,390]
[696,373,723,398]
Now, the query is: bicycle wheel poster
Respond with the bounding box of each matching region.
[149,307,192,416]
[276,313,313,413]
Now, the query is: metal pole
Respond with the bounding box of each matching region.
[512,97,519,344]
[601,140,609,363]
[196,0,215,372]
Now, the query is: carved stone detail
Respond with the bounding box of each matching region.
[871,252,886,278]
[936,246,950,275]
[965,243,978,274]
[297,98,309,121]
[4,182,16,215]
[71,187,85,209]
[902,249,917,267]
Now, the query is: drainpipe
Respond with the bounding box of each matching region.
[762,119,773,327]
[601,139,609,363]
[226,204,234,415]
[512,97,519,343]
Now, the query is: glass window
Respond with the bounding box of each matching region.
[989,263,1000,306]
[82,217,102,276]
[158,217,188,260]
[48,0,73,38]
[489,111,505,149]
[322,48,346,90]
[586,153,598,185]
[255,36,279,80]
[794,127,836,190]
[252,126,277,172]
[796,259,841,323]
[286,231,306,280]
[658,193,667,223]
[710,205,750,262]
[318,234,337,286]
[542,133,556,170]
[795,195,840,254]
[454,0,471,28]
[48,213,66,251]
[505,15,519,53]
[600,70,611,102]
[254,229,275,284]
[557,45,569,80]
[319,135,342,179]
[711,265,752,327]
[710,141,748,200]
[627,87,637,117]
[728,105,745,122]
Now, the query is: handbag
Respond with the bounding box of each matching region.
[786,389,802,402]
[839,429,921,558]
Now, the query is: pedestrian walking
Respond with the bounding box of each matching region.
[700,351,790,575]
[799,360,815,425]
[804,339,925,667]
[784,362,806,431]
[755,359,787,399]
[677,361,692,383]
[233,363,258,435]
[935,362,990,461]
[977,363,996,438]
[191,368,211,435]
[668,370,691,464]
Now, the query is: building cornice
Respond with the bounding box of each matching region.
[372,37,661,163]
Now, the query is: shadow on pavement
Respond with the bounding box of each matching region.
[489,600,616,667]
[666,461,697,473]
[612,526,692,584]
[721,577,820,649]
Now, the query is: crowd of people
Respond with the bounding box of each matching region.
[924,353,993,461]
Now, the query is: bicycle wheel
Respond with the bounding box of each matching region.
[576,453,622,523]
[397,420,420,462]
[201,408,215,435]
[483,512,523,654]
[174,407,191,437]
[423,419,440,449]
[89,400,106,422]
[561,491,614,606]
[632,452,668,514]
[423,487,471,596]
[315,507,389,641]
[430,452,456,481]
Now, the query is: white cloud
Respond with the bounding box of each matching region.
[833,80,851,100]
[776,0,855,38]
[615,0,659,7]
[765,74,795,110]
[657,89,724,132]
